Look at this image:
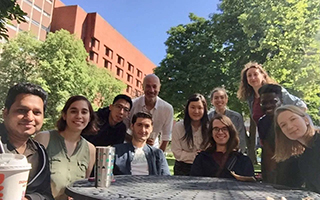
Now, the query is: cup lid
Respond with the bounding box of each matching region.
[0,154,31,170]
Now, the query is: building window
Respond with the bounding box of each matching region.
[43,11,50,17]
[128,63,134,73]
[33,4,42,12]
[89,51,98,63]
[105,46,113,59]
[126,85,132,94]
[31,19,40,26]
[116,67,123,78]
[117,55,124,66]
[137,69,142,78]
[136,79,142,88]
[41,25,49,32]
[24,0,32,5]
[104,59,112,70]
[127,74,133,83]
[91,37,100,49]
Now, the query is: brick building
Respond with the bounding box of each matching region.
[50,0,155,97]
[6,0,156,97]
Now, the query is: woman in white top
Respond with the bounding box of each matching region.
[171,93,209,175]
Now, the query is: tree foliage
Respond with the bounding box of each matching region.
[0,30,125,129]
[156,0,320,122]
[0,0,26,40]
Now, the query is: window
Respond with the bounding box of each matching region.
[104,59,112,70]
[43,11,50,17]
[126,85,132,93]
[136,79,142,88]
[91,37,100,49]
[24,0,32,5]
[127,74,133,83]
[31,19,40,26]
[105,46,113,58]
[89,51,98,63]
[116,67,123,77]
[41,25,49,32]
[137,69,142,78]
[33,4,42,12]
[117,55,124,66]
[128,63,134,73]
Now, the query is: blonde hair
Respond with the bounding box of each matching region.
[237,62,276,101]
[274,105,315,162]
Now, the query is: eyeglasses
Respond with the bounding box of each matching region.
[212,126,228,133]
[113,104,130,113]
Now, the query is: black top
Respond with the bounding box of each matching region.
[83,107,126,146]
[0,123,53,200]
[299,133,320,193]
[190,150,254,178]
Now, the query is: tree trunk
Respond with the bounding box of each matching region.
[247,117,257,164]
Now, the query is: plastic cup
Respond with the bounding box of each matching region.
[0,154,31,200]
[95,146,115,188]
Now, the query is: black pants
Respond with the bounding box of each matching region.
[174,160,192,176]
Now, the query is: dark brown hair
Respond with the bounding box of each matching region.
[205,114,239,155]
[56,95,98,135]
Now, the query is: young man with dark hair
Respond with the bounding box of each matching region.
[84,94,132,146]
[113,111,170,175]
[258,84,303,187]
[0,83,53,200]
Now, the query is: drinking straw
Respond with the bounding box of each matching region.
[0,138,5,153]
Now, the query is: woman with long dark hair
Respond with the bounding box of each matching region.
[35,95,98,199]
[190,114,254,178]
[171,93,209,175]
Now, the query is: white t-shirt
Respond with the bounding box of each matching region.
[131,147,149,175]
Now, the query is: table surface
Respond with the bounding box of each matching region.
[66,175,320,200]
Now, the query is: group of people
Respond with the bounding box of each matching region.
[0,61,319,200]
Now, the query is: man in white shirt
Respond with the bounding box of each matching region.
[125,74,174,152]
[113,112,170,175]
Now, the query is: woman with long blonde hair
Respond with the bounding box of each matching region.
[274,105,319,193]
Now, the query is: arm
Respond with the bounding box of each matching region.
[33,131,50,149]
[159,141,169,152]
[171,122,197,163]
[86,142,96,178]
[281,87,307,109]
[160,105,174,151]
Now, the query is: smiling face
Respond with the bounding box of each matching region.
[277,110,308,142]
[109,99,131,125]
[188,100,205,122]
[63,100,90,133]
[211,90,228,111]
[246,68,266,90]
[3,94,44,139]
[143,75,161,102]
[212,119,230,147]
[131,117,153,143]
[260,93,281,116]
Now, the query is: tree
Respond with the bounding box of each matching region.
[0,0,26,40]
[0,30,125,129]
[156,0,320,163]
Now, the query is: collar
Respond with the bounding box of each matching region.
[139,95,159,110]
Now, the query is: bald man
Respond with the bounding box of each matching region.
[125,74,174,152]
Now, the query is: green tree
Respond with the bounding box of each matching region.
[156,0,320,163]
[0,30,125,129]
[0,0,26,40]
